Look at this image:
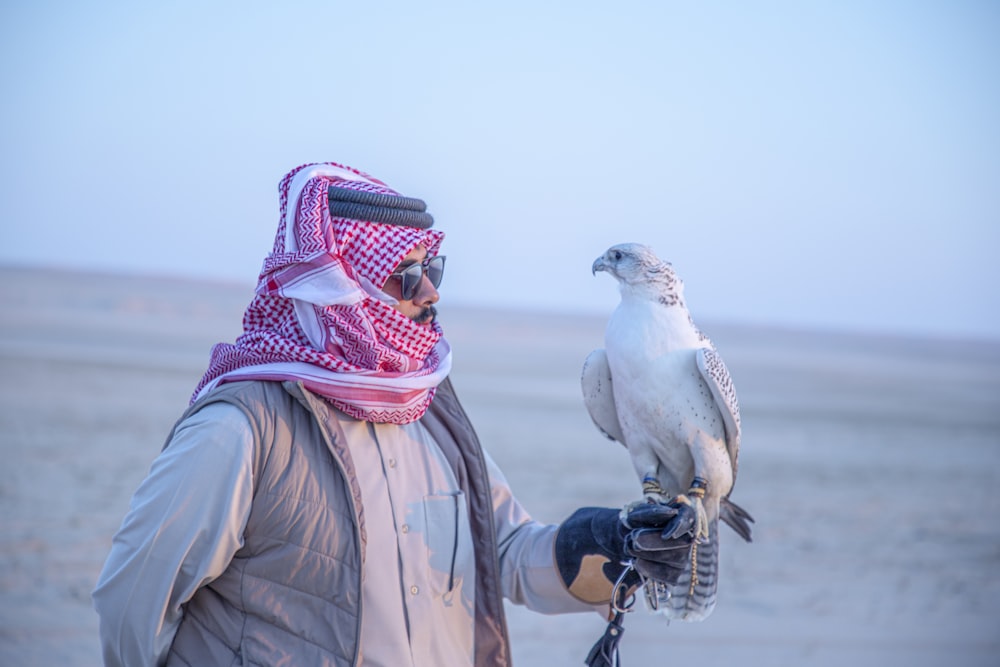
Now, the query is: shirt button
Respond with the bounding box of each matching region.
[388,458,397,468]
[401,524,410,534]
[410,585,419,595]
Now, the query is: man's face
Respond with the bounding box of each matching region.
[383,245,440,324]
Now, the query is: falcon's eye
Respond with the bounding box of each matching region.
[613,250,623,261]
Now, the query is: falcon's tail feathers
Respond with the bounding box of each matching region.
[720,497,754,543]
[651,518,720,622]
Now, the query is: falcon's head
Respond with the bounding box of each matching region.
[592,243,684,304]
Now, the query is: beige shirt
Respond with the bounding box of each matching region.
[342,416,477,666]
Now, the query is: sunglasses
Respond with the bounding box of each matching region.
[387,255,446,301]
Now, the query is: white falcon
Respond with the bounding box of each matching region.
[583,243,753,621]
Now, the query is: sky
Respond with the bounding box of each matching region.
[2,0,998,340]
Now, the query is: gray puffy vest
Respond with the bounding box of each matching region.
[164,378,511,667]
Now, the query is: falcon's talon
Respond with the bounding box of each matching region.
[619,499,646,523]
[671,493,692,507]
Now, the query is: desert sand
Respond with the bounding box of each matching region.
[1,265,998,666]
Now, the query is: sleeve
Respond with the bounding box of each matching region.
[485,450,605,616]
[92,402,256,667]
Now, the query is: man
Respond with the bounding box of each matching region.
[93,162,689,666]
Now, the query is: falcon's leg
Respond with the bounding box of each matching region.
[678,478,710,600]
[628,443,669,503]
[673,478,710,544]
[642,474,667,500]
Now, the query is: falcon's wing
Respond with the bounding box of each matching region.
[581,349,626,446]
[697,348,754,542]
[695,346,741,480]
[697,346,754,542]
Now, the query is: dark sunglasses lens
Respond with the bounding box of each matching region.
[401,264,423,300]
[426,256,445,288]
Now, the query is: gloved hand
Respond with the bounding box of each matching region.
[554,501,693,607]
[621,501,696,584]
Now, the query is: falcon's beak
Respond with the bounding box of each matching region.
[592,256,609,276]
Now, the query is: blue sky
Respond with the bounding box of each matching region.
[2,1,998,340]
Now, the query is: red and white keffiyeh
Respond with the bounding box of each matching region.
[193,162,451,424]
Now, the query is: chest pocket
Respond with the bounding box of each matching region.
[423,491,473,595]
